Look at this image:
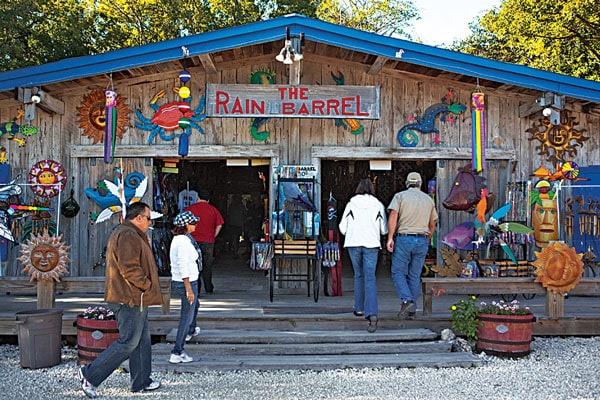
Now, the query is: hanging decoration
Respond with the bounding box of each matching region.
[134,90,206,156]
[104,88,118,163]
[330,71,363,135]
[526,110,589,164]
[28,159,66,198]
[76,89,130,146]
[397,88,466,147]
[471,89,486,172]
[20,198,56,242]
[249,69,276,141]
[60,177,80,218]
[532,241,583,293]
[18,233,70,282]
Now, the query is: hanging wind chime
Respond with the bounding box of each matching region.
[104,76,118,164]
[177,50,192,156]
[471,83,486,172]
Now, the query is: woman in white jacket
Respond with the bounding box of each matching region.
[339,179,388,332]
[169,211,202,363]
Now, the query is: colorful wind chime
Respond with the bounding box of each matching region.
[104,78,118,164]
[177,65,192,156]
[471,87,486,172]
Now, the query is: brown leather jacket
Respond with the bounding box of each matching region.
[104,220,163,307]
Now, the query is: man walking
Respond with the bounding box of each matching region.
[77,202,163,398]
[386,172,437,319]
[185,190,224,294]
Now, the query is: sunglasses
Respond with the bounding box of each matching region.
[142,215,151,221]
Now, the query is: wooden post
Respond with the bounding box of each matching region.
[37,280,56,309]
[545,290,564,318]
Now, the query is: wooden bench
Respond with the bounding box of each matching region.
[0,276,172,315]
[421,277,600,318]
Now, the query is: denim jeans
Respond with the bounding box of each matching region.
[391,235,429,303]
[81,303,151,392]
[347,246,379,318]
[172,280,199,355]
[198,242,214,293]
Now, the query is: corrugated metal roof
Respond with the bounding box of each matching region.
[1,14,599,103]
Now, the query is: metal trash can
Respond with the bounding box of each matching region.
[15,308,63,368]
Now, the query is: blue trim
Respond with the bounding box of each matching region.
[1,14,599,103]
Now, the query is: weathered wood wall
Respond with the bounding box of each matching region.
[0,55,598,276]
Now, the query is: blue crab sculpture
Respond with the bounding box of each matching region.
[134,90,206,145]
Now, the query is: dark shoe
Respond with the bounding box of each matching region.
[367,315,378,333]
[353,311,364,317]
[397,301,415,319]
[408,312,416,319]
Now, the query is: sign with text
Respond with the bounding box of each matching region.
[206,84,380,119]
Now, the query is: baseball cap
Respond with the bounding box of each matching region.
[173,211,200,226]
[406,172,422,184]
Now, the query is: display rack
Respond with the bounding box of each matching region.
[270,177,320,302]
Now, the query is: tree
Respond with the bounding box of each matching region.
[454,0,600,82]
[316,0,418,38]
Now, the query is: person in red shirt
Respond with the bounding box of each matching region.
[185,190,224,294]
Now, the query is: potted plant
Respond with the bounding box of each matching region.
[76,306,119,365]
[450,297,534,357]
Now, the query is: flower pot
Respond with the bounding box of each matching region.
[76,316,120,365]
[476,313,534,357]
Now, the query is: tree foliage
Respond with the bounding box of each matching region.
[316,0,417,37]
[454,0,600,82]
[0,0,418,72]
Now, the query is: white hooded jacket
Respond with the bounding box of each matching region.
[339,194,388,248]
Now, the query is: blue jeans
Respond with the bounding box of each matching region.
[347,246,379,318]
[391,235,429,303]
[81,303,152,392]
[172,280,199,355]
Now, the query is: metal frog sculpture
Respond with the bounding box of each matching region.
[135,90,206,145]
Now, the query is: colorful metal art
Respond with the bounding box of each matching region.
[532,241,583,294]
[76,89,130,146]
[471,91,486,171]
[28,159,66,198]
[527,110,589,163]
[330,71,363,135]
[18,233,70,282]
[249,69,276,141]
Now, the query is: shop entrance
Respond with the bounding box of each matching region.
[152,158,270,277]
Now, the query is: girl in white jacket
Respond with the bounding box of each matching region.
[339,179,388,332]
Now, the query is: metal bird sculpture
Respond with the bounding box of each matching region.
[472,188,533,264]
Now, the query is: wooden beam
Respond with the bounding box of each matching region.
[70,144,281,159]
[198,53,218,74]
[519,99,543,118]
[367,56,388,75]
[311,146,516,160]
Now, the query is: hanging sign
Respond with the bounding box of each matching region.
[206,84,380,119]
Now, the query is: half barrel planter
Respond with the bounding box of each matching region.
[476,313,535,357]
[76,316,120,365]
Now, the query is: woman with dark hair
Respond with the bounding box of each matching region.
[169,211,202,363]
[339,178,388,333]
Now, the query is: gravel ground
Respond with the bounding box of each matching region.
[0,337,599,400]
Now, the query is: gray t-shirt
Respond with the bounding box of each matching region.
[387,188,438,235]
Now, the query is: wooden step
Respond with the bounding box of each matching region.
[147,343,483,371]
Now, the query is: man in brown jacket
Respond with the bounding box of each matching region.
[77,202,163,398]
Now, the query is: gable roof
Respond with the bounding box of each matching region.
[1,14,599,106]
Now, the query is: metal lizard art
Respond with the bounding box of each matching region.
[330,71,364,134]
[249,69,276,141]
[0,109,39,161]
[397,102,466,147]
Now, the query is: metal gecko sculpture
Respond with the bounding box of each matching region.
[397,95,466,147]
[0,109,38,160]
[249,69,276,142]
[330,71,364,135]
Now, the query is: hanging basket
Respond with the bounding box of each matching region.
[476,313,535,357]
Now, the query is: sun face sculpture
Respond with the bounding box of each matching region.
[76,88,131,144]
[532,241,583,294]
[527,110,589,164]
[18,233,70,282]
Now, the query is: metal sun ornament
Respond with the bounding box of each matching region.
[18,233,71,282]
[28,159,66,198]
[76,89,131,147]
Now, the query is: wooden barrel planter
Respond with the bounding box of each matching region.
[476,313,535,357]
[76,316,120,365]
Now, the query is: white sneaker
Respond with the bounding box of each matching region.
[185,326,201,342]
[169,352,193,363]
[77,366,97,398]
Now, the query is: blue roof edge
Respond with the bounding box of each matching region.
[1,14,599,103]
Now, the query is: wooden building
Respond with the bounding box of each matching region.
[0,14,599,278]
